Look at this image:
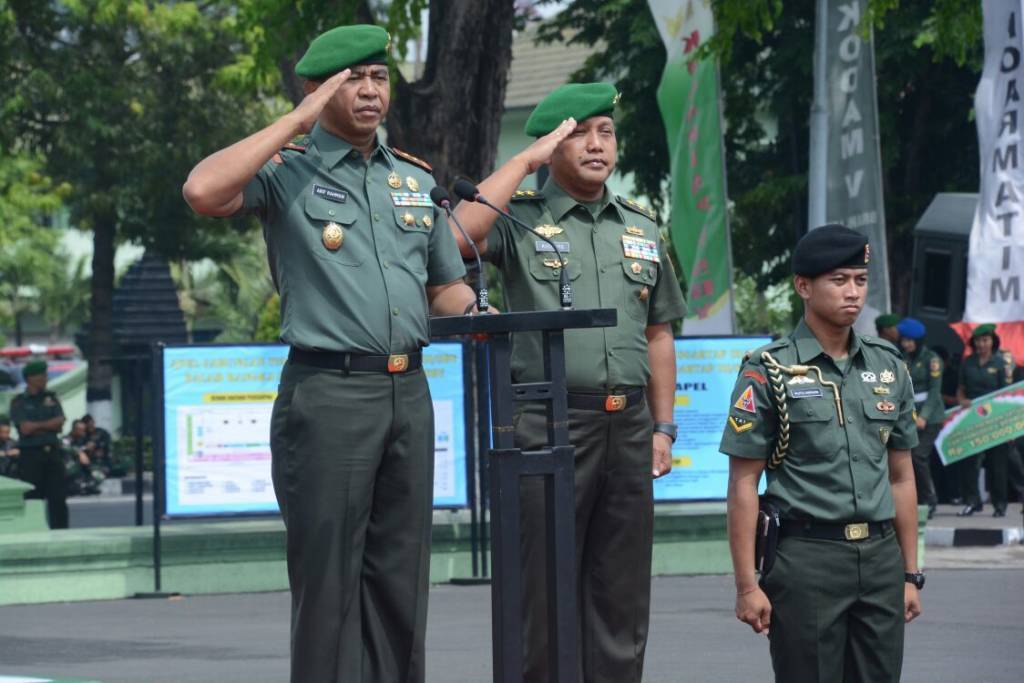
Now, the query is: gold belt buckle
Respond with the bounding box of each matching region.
[844,523,869,541]
[387,354,410,373]
[604,394,627,412]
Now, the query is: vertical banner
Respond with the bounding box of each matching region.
[649,0,735,333]
[965,1,1024,325]
[808,0,890,332]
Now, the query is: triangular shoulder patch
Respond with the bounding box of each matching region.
[616,195,656,220]
[390,147,433,172]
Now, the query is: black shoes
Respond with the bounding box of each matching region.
[993,506,1007,517]
[957,503,983,517]
[927,503,937,520]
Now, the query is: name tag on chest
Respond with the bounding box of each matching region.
[535,241,570,253]
[312,185,347,203]
[621,235,659,262]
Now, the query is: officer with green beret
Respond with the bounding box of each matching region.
[897,317,941,518]
[452,81,687,682]
[9,361,68,528]
[955,324,1016,517]
[722,225,923,683]
[184,23,478,683]
[875,313,901,346]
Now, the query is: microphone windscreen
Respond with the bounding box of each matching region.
[429,185,450,208]
[452,179,480,202]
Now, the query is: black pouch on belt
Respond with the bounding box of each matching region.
[755,496,780,578]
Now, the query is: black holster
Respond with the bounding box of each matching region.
[755,496,780,578]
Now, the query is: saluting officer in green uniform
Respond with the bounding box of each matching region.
[897,317,942,518]
[453,83,687,683]
[722,226,923,683]
[955,324,1016,517]
[184,25,478,683]
[9,361,68,529]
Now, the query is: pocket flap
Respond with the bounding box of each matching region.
[304,193,357,224]
[862,398,899,421]
[787,399,835,423]
[621,259,659,285]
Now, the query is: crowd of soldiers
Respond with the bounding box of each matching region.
[2,361,126,530]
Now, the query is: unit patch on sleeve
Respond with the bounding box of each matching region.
[734,386,757,414]
[728,415,755,434]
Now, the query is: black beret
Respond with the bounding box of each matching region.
[792,224,870,277]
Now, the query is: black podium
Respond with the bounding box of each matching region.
[431,308,617,683]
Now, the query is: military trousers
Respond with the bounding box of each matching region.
[270,360,435,683]
[956,453,984,508]
[515,397,653,683]
[18,444,68,529]
[911,423,940,507]
[761,528,905,682]
[982,444,1014,508]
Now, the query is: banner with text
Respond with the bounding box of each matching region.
[160,343,469,517]
[654,336,771,501]
[965,1,1024,323]
[935,380,1024,465]
[649,0,735,333]
[808,0,890,331]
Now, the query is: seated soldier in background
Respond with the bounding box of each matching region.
[63,419,104,496]
[82,414,122,475]
[0,418,19,479]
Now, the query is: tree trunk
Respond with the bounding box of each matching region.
[387,0,516,188]
[86,215,116,427]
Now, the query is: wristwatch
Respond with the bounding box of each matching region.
[653,422,678,443]
[904,571,925,590]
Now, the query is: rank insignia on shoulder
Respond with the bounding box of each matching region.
[879,427,891,445]
[734,386,757,414]
[617,195,656,220]
[512,189,542,201]
[861,371,877,383]
[534,224,563,238]
[743,370,766,385]
[728,415,755,434]
[880,369,895,383]
[390,147,432,172]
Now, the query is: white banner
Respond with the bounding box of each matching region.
[966,0,1024,323]
[808,0,890,333]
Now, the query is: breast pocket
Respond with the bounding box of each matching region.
[621,259,659,321]
[392,207,433,273]
[527,254,583,283]
[304,194,363,266]
[861,398,899,460]
[786,398,840,460]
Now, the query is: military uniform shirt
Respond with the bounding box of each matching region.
[719,319,919,521]
[9,390,64,448]
[959,351,1014,399]
[483,178,687,389]
[238,123,466,353]
[906,346,944,424]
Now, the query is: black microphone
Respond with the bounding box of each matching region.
[431,185,488,313]
[452,179,572,309]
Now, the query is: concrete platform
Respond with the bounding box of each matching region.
[924,503,1024,546]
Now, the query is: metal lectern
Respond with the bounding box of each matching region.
[430,308,617,683]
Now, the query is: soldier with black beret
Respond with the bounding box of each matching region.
[722,224,923,682]
[452,81,687,682]
[9,361,68,529]
[184,23,478,683]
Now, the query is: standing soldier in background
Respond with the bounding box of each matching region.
[875,313,901,346]
[956,324,1017,517]
[722,226,922,683]
[897,317,942,519]
[183,24,478,683]
[452,82,687,683]
[9,361,68,528]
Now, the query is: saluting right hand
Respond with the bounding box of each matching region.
[735,586,772,636]
[514,118,578,174]
[287,69,352,134]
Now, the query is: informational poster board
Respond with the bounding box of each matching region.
[160,343,469,517]
[654,336,772,502]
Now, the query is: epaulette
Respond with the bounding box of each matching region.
[390,147,432,172]
[744,337,791,365]
[862,335,901,356]
[271,140,307,165]
[616,195,656,220]
[281,142,307,153]
[511,189,543,201]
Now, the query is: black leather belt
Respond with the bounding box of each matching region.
[288,348,422,374]
[780,519,892,542]
[566,388,644,412]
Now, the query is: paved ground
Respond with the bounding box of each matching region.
[1,559,1022,683]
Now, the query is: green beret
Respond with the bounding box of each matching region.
[875,314,900,330]
[22,361,47,378]
[972,323,997,338]
[525,82,619,137]
[792,224,869,277]
[295,25,390,79]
